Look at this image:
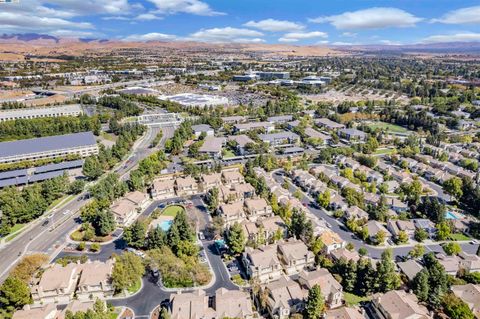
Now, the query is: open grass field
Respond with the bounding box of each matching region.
[369,122,409,134]
[162,205,184,217]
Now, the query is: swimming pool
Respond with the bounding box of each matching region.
[159,220,173,231]
[445,211,458,220]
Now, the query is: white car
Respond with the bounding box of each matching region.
[63,210,71,215]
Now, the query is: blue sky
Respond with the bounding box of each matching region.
[1,0,480,44]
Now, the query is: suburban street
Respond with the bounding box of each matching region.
[0,124,174,282]
[271,170,480,259]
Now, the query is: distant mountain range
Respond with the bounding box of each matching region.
[0,33,480,56]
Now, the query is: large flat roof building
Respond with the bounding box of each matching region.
[0,132,98,164]
[0,104,83,122]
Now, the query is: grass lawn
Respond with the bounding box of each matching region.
[374,148,395,155]
[449,233,471,241]
[369,122,409,134]
[222,149,236,159]
[344,292,371,306]
[162,205,184,217]
[127,279,142,294]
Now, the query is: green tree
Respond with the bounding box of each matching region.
[397,230,409,244]
[0,276,32,314]
[145,227,167,250]
[317,190,331,208]
[227,222,245,255]
[442,293,474,319]
[375,230,386,245]
[443,177,463,201]
[414,228,429,242]
[437,221,451,241]
[413,269,430,302]
[159,307,171,319]
[443,242,462,256]
[93,211,116,236]
[376,249,401,292]
[409,244,425,259]
[111,253,145,292]
[124,220,147,249]
[290,210,314,243]
[304,284,325,319]
[206,187,220,211]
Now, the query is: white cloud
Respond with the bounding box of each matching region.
[244,19,304,32]
[46,0,134,16]
[49,29,99,38]
[309,7,422,30]
[342,32,357,37]
[0,11,93,31]
[279,31,327,43]
[188,27,264,43]
[135,13,163,20]
[432,6,480,25]
[422,32,480,43]
[147,0,224,16]
[123,32,177,41]
[379,40,402,45]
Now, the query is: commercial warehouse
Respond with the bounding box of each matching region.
[0,104,83,122]
[158,93,229,108]
[0,132,99,164]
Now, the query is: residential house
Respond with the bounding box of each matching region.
[198,136,226,159]
[234,121,275,133]
[169,290,214,319]
[124,191,150,211]
[319,231,346,254]
[458,252,480,273]
[278,240,315,275]
[386,197,408,213]
[259,132,300,146]
[315,118,345,130]
[436,253,460,275]
[397,260,424,281]
[263,276,306,319]
[245,198,273,222]
[201,173,222,191]
[31,263,80,305]
[365,220,391,244]
[110,199,137,226]
[228,135,254,155]
[242,221,259,242]
[330,248,361,263]
[214,288,254,319]
[222,170,244,186]
[192,124,214,138]
[338,128,367,142]
[371,290,431,319]
[76,260,114,301]
[267,115,293,124]
[413,219,436,238]
[330,194,349,212]
[222,115,246,124]
[175,176,199,196]
[12,304,58,319]
[304,127,331,145]
[258,216,287,241]
[384,180,400,193]
[324,307,365,319]
[298,268,344,309]
[451,284,480,318]
[345,206,368,221]
[233,183,256,200]
[220,202,246,227]
[243,244,283,283]
[387,220,415,238]
[151,179,175,200]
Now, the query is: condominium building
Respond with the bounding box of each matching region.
[0,132,98,164]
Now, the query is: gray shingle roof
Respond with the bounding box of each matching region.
[0,132,96,158]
